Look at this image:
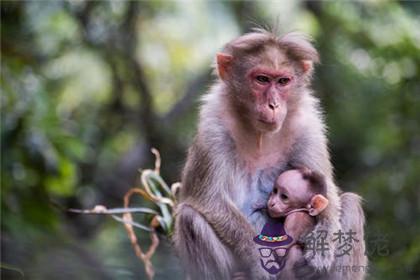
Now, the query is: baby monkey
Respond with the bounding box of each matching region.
[267,167,329,278]
[233,168,329,280]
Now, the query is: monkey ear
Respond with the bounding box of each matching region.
[308,194,329,216]
[301,60,314,74]
[216,53,233,80]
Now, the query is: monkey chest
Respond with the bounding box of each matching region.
[234,165,286,232]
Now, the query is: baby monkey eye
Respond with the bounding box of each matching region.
[280,194,288,201]
[256,75,270,83]
[272,188,278,194]
[278,77,291,85]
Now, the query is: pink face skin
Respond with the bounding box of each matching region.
[267,170,311,218]
[247,66,295,132]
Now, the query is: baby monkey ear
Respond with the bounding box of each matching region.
[308,194,329,216]
[216,53,233,81]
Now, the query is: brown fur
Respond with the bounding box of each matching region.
[283,212,316,279]
[173,30,366,280]
[268,169,329,279]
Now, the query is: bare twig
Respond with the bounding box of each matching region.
[68,205,159,215]
[69,149,180,280]
[151,148,161,175]
[123,188,160,280]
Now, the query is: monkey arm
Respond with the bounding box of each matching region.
[284,212,316,242]
[176,197,266,279]
[180,194,269,280]
[193,197,259,263]
[181,185,260,267]
[178,141,266,277]
[289,131,342,270]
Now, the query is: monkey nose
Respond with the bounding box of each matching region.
[268,103,279,110]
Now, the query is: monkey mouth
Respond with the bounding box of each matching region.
[258,119,277,125]
[267,209,282,218]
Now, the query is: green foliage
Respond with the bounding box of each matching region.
[1,1,419,279]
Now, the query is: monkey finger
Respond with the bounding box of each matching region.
[232,271,248,280]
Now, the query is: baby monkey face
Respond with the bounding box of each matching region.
[267,170,310,218]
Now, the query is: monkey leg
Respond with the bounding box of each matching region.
[329,192,368,280]
[290,246,327,280]
[280,245,303,279]
[173,203,238,280]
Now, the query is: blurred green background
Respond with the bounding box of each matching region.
[1,1,420,279]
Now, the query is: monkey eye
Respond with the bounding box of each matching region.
[280,194,289,201]
[255,75,270,84]
[272,188,278,194]
[278,77,291,85]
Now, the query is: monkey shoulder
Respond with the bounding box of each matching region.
[180,129,237,197]
[284,212,316,240]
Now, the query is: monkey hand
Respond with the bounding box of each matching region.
[292,257,320,280]
[231,271,248,280]
[301,221,336,273]
[249,264,271,280]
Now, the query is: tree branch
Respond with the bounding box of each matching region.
[163,69,212,123]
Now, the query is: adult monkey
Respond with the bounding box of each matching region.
[173,30,366,280]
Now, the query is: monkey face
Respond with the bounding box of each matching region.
[216,42,312,134]
[247,66,292,132]
[268,170,310,217]
[239,48,299,133]
[267,186,290,218]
